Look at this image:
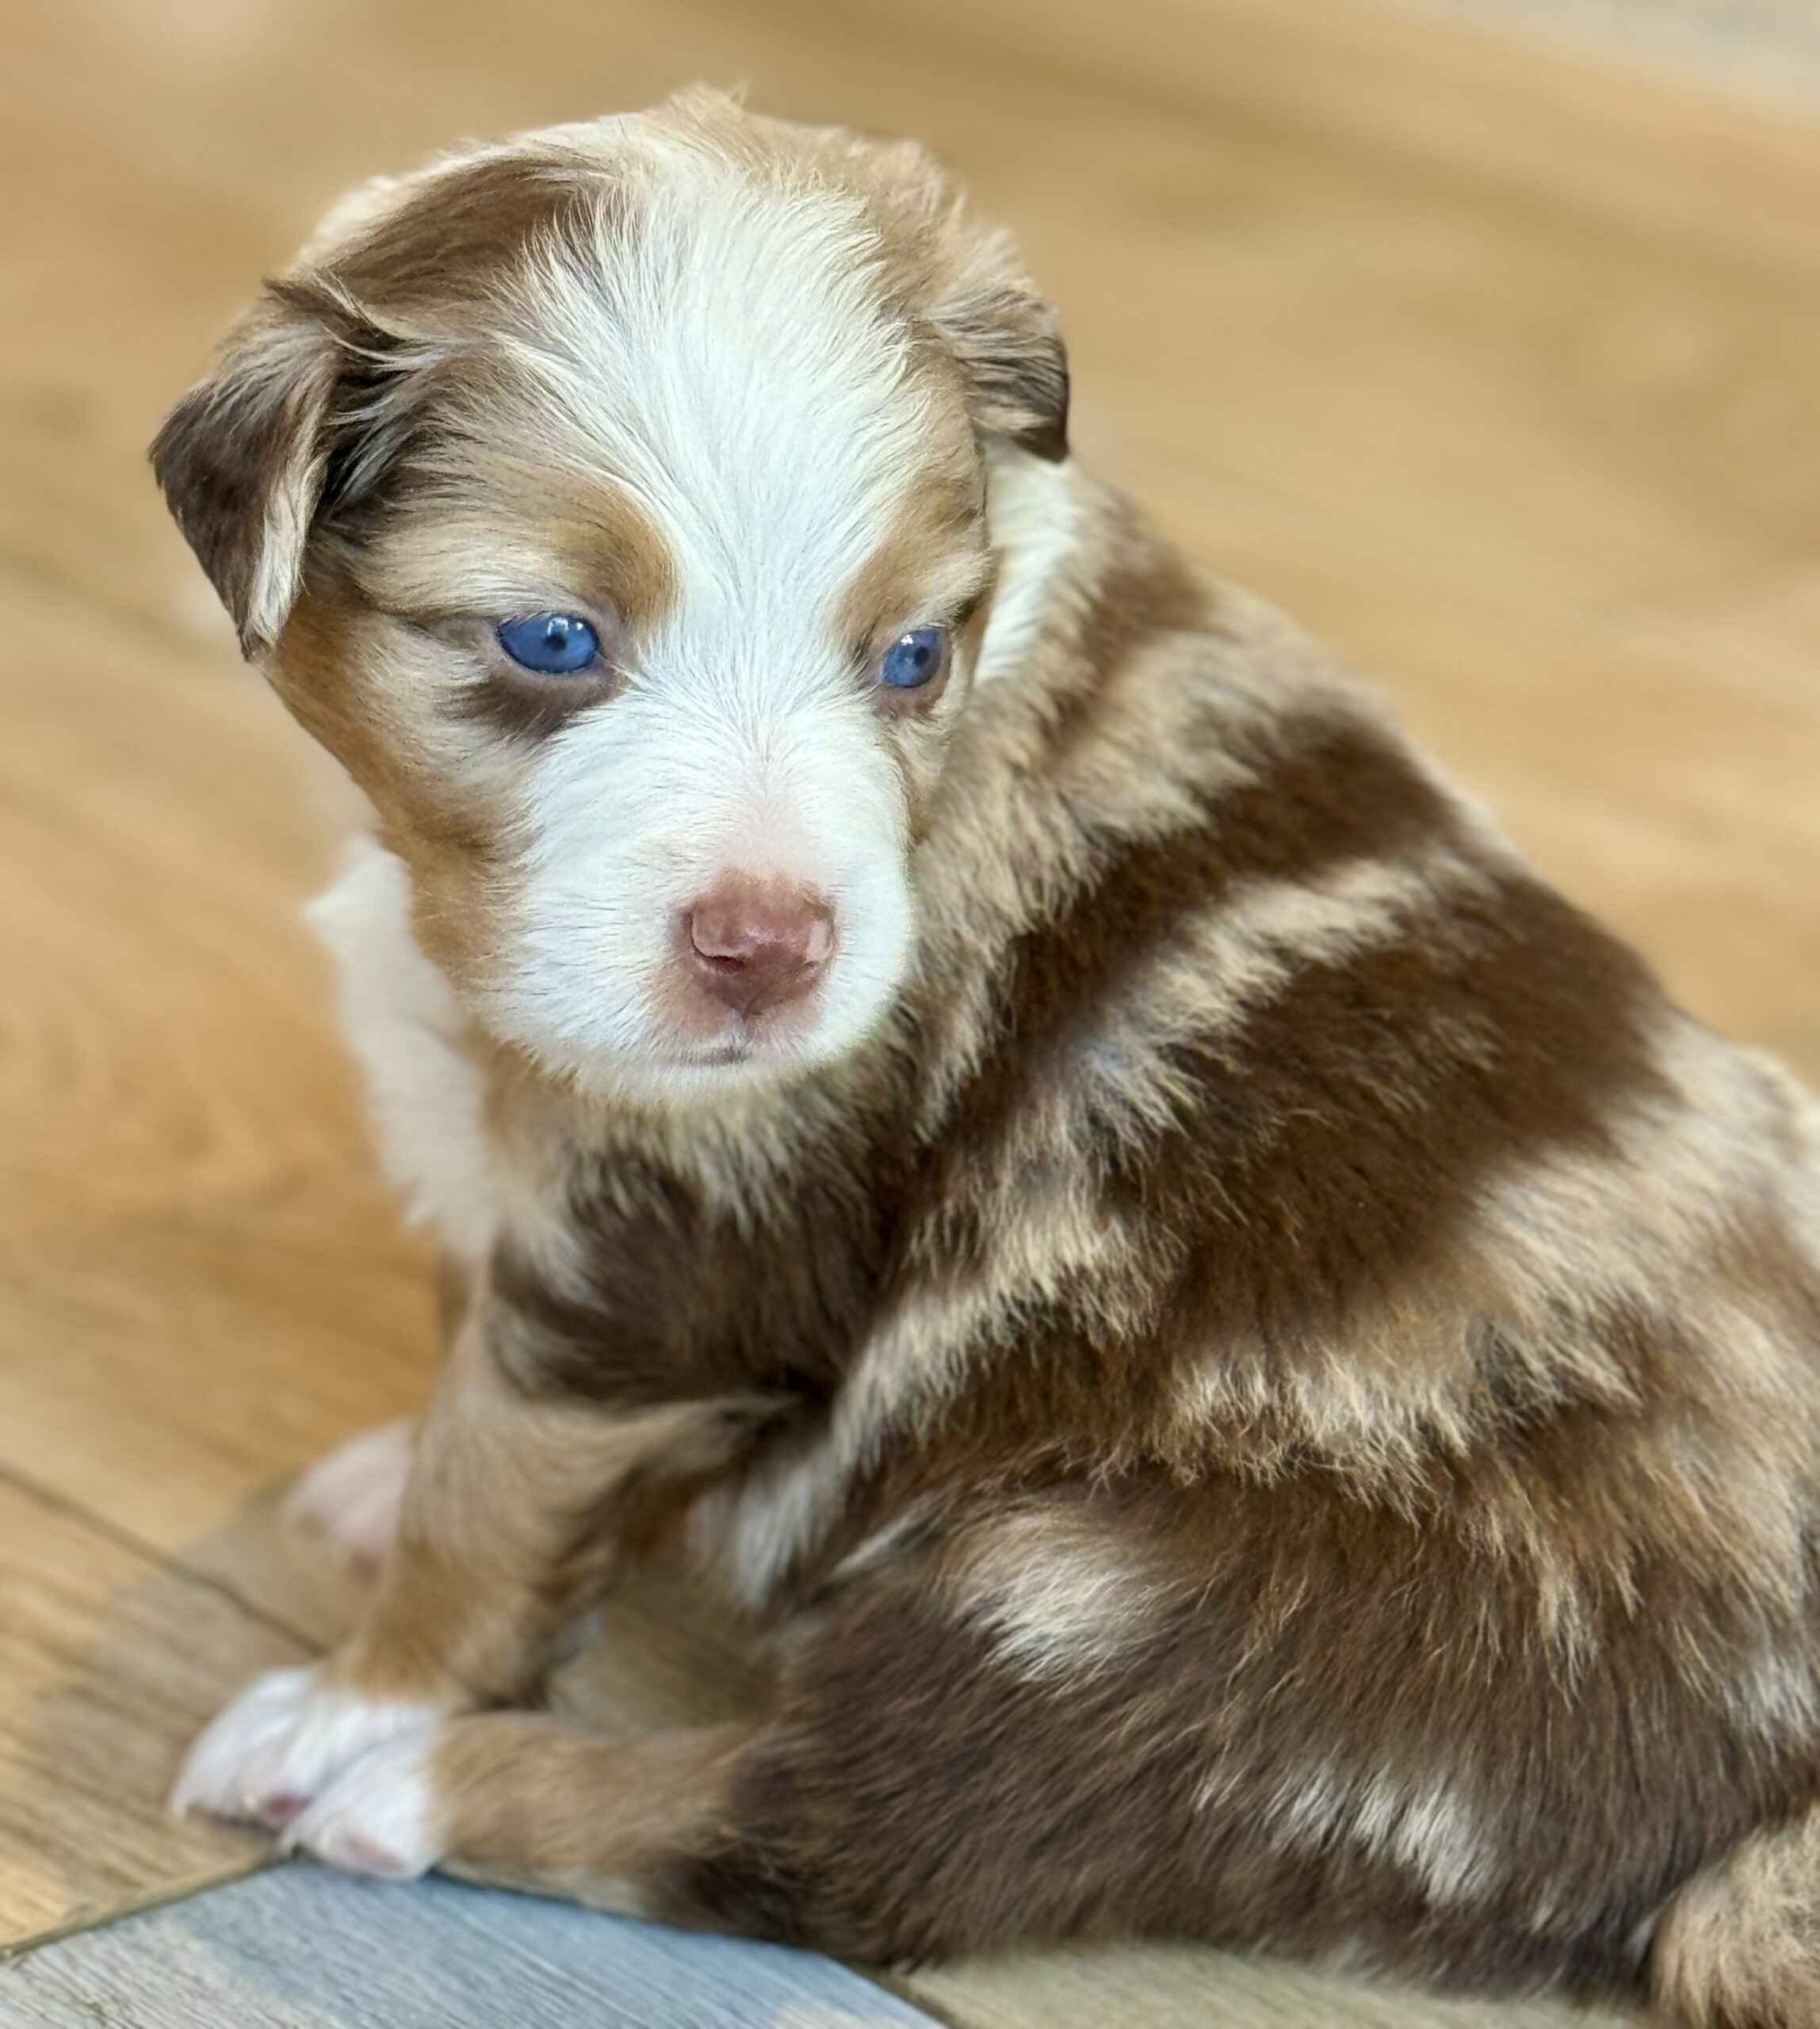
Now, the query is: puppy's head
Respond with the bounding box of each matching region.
[153,92,1066,1103]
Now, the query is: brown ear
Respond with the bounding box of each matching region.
[150,280,434,655]
[927,224,1069,462]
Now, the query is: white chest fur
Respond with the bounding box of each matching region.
[306,835,499,1261]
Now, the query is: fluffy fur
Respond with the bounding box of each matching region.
[155,92,1820,2024]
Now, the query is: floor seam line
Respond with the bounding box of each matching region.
[0,1460,322,1654]
[0,1860,287,1968]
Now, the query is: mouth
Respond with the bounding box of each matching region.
[664,1019,793,1070]
[692,1036,756,1066]
[658,975,828,1070]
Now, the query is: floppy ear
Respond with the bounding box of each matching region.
[150,279,434,656]
[926,223,1069,463]
[151,295,341,656]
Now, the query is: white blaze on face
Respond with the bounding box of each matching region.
[481,146,937,1100]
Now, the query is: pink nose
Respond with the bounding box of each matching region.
[683,880,835,1019]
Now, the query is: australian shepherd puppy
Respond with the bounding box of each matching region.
[155,90,1820,2026]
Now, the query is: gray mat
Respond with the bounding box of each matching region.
[0,1864,938,2029]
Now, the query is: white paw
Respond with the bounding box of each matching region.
[287,1418,415,1574]
[284,1729,442,1879]
[170,1665,442,1830]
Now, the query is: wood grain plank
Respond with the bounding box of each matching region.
[0,579,436,1642]
[0,1476,304,1947]
[1385,0,1820,113]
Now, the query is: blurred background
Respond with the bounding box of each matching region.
[2,2,1818,2024]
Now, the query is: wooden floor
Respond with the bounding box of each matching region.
[3,0,1818,2020]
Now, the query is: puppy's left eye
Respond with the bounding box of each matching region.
[496,613,601,674]
[877,625,948,690]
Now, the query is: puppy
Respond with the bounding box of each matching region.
[155,91,1820,2025]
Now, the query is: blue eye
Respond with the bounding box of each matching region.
[496,612,601,674]
[878,625,948,690]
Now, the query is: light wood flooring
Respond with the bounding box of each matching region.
[3,0,1818,2019]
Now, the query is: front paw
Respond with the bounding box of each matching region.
[283,1729,444,1879]
[170,1665,442,1831]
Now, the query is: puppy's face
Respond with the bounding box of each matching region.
[154,97,1066,1102]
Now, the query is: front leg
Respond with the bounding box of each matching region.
[173,1285,740,1831]
[282,1255,473,1575]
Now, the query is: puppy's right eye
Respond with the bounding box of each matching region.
[495,613,601,674]
[877,625,948,690]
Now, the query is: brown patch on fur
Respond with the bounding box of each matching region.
[268,570,509,994]
[486,1108,900,1411]
[838,476,986,668]
[323,149,610,319]
[824,460,988,840]
[371,460,679,641]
